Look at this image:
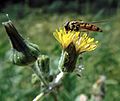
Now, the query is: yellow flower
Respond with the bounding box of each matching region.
[74,33,98,53]
[53,28,76,49]
[53,28,98,54]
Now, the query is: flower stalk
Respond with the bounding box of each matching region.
[31,60,48,87]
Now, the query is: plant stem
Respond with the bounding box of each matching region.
[33,92,44,101]
[33,50,66,101]
[31,62,48,87]
[58,50,67,72]
[33,72,65,101]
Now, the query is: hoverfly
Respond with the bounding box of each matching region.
[64,20,104,32]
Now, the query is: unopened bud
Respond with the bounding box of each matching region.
[37,55,50,79]
[3,20,40,66]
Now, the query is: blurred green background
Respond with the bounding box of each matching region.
[0,0,120,101]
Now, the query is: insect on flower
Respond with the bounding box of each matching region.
[64,20,104,33]
[53,28,98,72]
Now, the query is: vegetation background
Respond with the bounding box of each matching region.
[0,0,120,101]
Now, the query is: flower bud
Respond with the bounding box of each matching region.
[3,20,40,66]
[37,55,50,79]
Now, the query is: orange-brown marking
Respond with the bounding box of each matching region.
[80,23,102,32]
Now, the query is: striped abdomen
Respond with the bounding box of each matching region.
[80,23,103,32]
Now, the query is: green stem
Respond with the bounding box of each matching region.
[33,92,44,101]
[33,50,67,101]
[58,50,67,72]
[33,72,65,101]
[31,61,48,87]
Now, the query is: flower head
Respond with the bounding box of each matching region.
[73,33,98,54]
[53,28,98,54]
[53,28,76,49]
[53,28,98,72]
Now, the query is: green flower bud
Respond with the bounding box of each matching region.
[37,55,50,78]
[3,20,40,66]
